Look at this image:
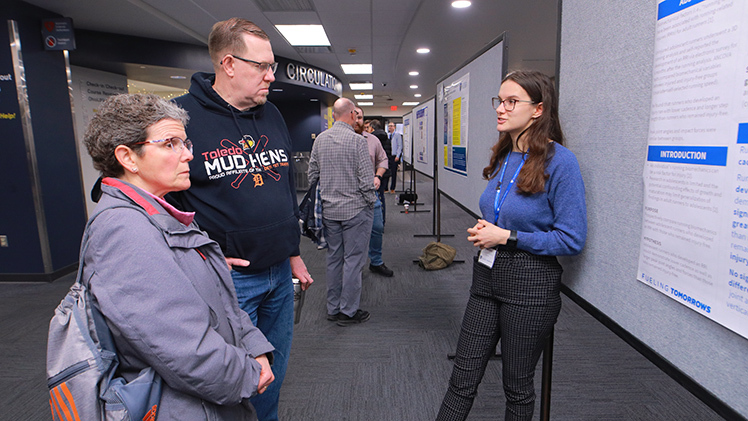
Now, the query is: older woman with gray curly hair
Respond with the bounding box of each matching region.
[81,93,275,420]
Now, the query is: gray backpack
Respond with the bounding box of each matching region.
[46,208,162,421]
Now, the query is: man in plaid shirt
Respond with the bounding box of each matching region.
[308,98,377,326]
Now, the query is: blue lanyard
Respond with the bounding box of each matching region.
[493,153,526,225]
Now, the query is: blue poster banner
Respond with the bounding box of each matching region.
[646,145,727,166]
[657,0,709,20]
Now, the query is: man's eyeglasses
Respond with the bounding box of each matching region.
[229,54,279,74]
[492,97,536,111]
[131,137,193,155]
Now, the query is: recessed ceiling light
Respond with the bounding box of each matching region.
[170,75,186,79]
[341,64,372,74]
[417,48,430,54]
[403,102,420,106]
[358,102,374,106]
[410,85,418,89]
[275,25,330,46]
[409,71,419,76]
[414,94,422,98]
[354,94,373,99]
[452,1,471,8]
[350,83,373,90]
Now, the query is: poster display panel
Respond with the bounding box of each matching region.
[439,73,470,175]
[637,0,748,338]
[436,36,504,216]
[412,99,434,177]
[403,112,412,163]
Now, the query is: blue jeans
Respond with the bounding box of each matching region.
[377,184,386,225]
[368,198,384,266]
[232,259,294,421]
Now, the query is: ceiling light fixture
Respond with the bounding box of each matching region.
[358,102,374,106]
[275,25,331,46]
[414,94,422,98]
[416,48,430,54]
[410,85,418,89]
[354,94,373,99]
[409,71,419,76]
[452,1,471,8]
[403,102,420,106]
[341,64,372,74]
[349,82,373,90]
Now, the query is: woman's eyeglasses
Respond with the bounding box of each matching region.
[491,97,536,111]
[132,137,193,154]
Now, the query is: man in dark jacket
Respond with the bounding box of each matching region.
[169,18,313,421]
[369,119,391,223]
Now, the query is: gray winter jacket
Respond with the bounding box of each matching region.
[83,178,274,420]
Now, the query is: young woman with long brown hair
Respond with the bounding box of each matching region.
[437,70,587,421]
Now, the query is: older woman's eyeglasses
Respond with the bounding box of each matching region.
[492,97,536,111]
[132,137,193,154]
[229,54,279,74]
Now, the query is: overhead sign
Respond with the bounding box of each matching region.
[276,59,342,97]
[41,18,76,51]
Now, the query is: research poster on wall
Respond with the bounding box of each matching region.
[637,0,748,339]
[438,73,470,175]
[414,105,429,164]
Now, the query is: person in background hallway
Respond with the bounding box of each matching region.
[436,70,587,421]
[355,107,395,277]
[308,98,377,326]
[387,121,403,194]
[364,120,373,133]
[83,93,275,420]
[369,119,391,224]
[168,18,313,421]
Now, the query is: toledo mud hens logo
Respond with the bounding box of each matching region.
[201,134,289,188]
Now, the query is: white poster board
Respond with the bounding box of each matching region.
[637,0,748,339]
[402,112,413,164]
[438,73,470,175]
[70,66,128,216]
[412,98,435,177]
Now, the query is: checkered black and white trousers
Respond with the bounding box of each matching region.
[437,248,563,421]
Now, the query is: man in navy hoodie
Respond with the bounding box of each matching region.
[169,18,313,421]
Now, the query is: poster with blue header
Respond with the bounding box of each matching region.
[439,73,469,175]
[637,0,748,339]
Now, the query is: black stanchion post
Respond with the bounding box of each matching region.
[400,159,406,192]
[539,327,554,421]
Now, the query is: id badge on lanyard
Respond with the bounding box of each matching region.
[478,153,526,268]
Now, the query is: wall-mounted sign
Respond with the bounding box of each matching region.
[41,18,76,51]
[276,59,342,97]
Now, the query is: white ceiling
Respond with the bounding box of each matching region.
[22,0,559,116]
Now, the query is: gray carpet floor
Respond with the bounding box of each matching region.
[0,171,728,420]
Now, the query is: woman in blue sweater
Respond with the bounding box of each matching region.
[437,70,587,421]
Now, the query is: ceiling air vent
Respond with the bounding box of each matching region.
[294,46,333,54]
[254,0,314,12]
